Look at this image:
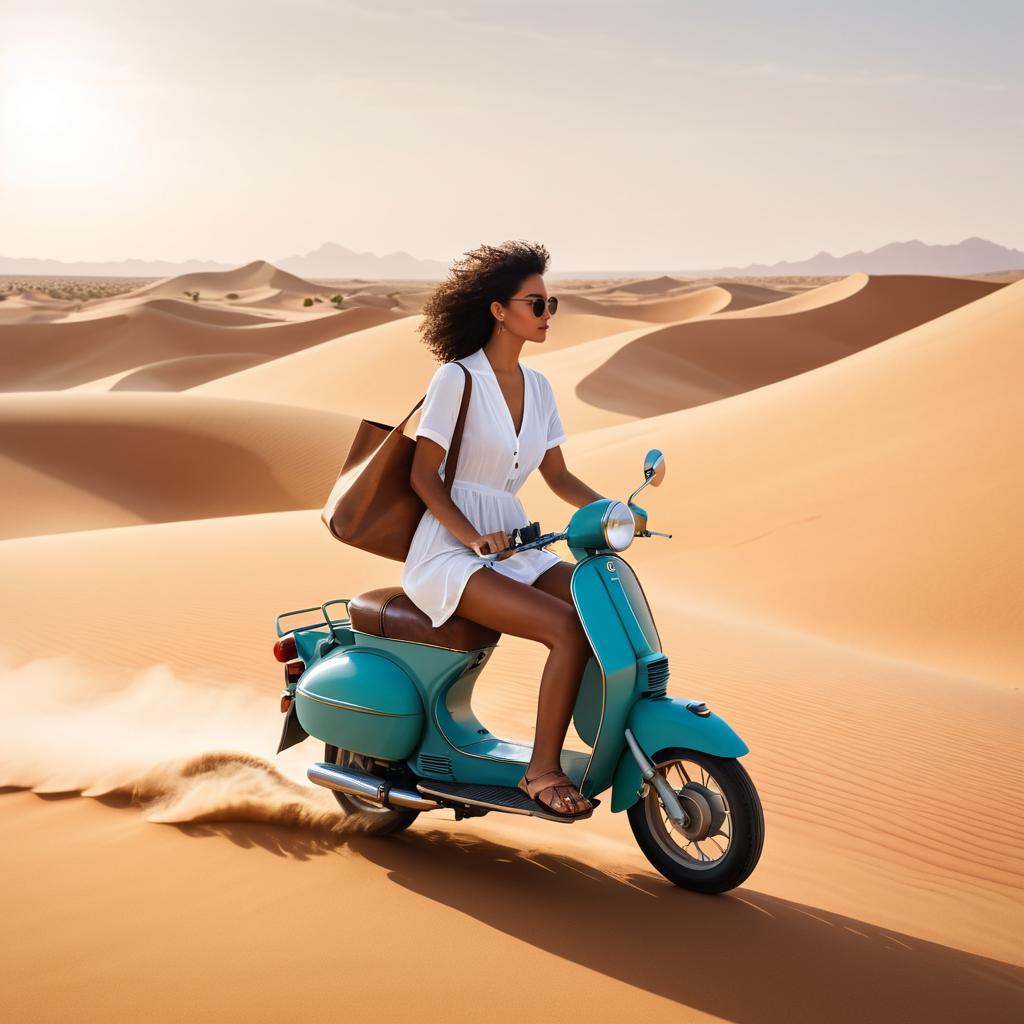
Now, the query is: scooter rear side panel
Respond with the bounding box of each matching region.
[295,647,424,760]
[288,621,470,762]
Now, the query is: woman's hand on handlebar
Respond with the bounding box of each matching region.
[467,530,514,560]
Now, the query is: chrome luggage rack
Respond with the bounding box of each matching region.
[275,598,353,643]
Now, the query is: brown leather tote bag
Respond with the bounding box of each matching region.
[320,364,472,561]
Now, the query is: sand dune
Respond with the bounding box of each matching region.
[709,281,793,310]
[69,352,271,392]
[339,290,402,309]
[3,781,1018,1023]
[189,312,664,425]
[519,273,997,434]
[711,272,871,318]
[0,303,403,391]
[569,274,1003,416]
[189,315,445,420]
[0,293,73,323]
[601,273,693,295]
[583,282,793,320]
[124,258,337,307]
[186,274,911,426]
[613,285,733,322]
[534,310,656,349]
[0,392,355,539]
[525,279,1024,687]
[1,266,1020,1022]
[0,508,1019,978]
[64,295,283,326]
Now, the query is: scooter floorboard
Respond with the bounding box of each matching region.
[415,780,597,824]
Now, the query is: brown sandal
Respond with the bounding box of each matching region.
[517,768,594,819]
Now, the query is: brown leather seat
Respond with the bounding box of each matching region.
[349,587,500,652]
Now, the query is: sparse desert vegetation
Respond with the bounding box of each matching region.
[0,277,155,301]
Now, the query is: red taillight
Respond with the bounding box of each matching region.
[273,634,298,663]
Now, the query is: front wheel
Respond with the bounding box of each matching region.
[626,747,764,894]
[324,744,420,836]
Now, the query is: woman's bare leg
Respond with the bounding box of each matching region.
[525,561,589,771]
[454,562,593,810]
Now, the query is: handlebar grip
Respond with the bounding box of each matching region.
[483,521,543,561]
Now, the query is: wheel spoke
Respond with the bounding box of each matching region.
[643,755,744,870]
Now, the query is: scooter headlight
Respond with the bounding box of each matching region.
[601,500,635,551]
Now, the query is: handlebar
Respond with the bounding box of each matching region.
[481,519,672,563]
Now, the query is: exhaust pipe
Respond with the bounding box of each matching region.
[307,761,442,812]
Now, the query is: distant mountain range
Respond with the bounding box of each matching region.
[676,237,1024,277]
[0,243,451,280]
[1,237,1021,280]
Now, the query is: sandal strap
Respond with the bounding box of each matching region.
[521,768,572,796]
[521,769,591,811]
[523,767,569,784]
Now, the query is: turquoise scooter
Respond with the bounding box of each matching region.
[272,450,764,893]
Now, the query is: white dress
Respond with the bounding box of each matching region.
[402,345,568,628]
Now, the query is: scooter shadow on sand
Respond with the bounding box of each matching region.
[336,826,1022,1024]
[273,449,765,894]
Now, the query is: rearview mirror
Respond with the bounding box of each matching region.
[644,449,665,486]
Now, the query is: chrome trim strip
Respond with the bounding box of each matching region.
[350,627,499,655]
[415,781,535,816]
[414,782,582,823]
[296,690,414,717]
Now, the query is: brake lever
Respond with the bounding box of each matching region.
[511,521,542,546]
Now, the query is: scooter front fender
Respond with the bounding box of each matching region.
[609,697,749,812]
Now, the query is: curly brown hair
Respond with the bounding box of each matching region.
[417,239,550,363]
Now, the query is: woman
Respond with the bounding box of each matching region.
[403,240,607,819]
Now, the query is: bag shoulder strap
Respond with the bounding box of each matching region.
[393,360,470,434]
[444,364,472,495]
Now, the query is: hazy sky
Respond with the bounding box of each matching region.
[1,0,1020,270]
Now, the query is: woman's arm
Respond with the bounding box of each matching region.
[410,437,480,547]
[409,363,511,557]
[410,437,512,557]
[538,445,606,508]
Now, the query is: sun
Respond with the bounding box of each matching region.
[0,32,136,188]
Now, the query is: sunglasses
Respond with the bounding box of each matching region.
[508,295,559,317]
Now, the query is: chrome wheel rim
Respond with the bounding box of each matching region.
[643,755,733,871]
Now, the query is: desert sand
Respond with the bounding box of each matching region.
[1,261,1021,1022]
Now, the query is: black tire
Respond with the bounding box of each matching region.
[626,747,764,894]
[324,744,420,836]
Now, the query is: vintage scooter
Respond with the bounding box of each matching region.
[272,450,764,893]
